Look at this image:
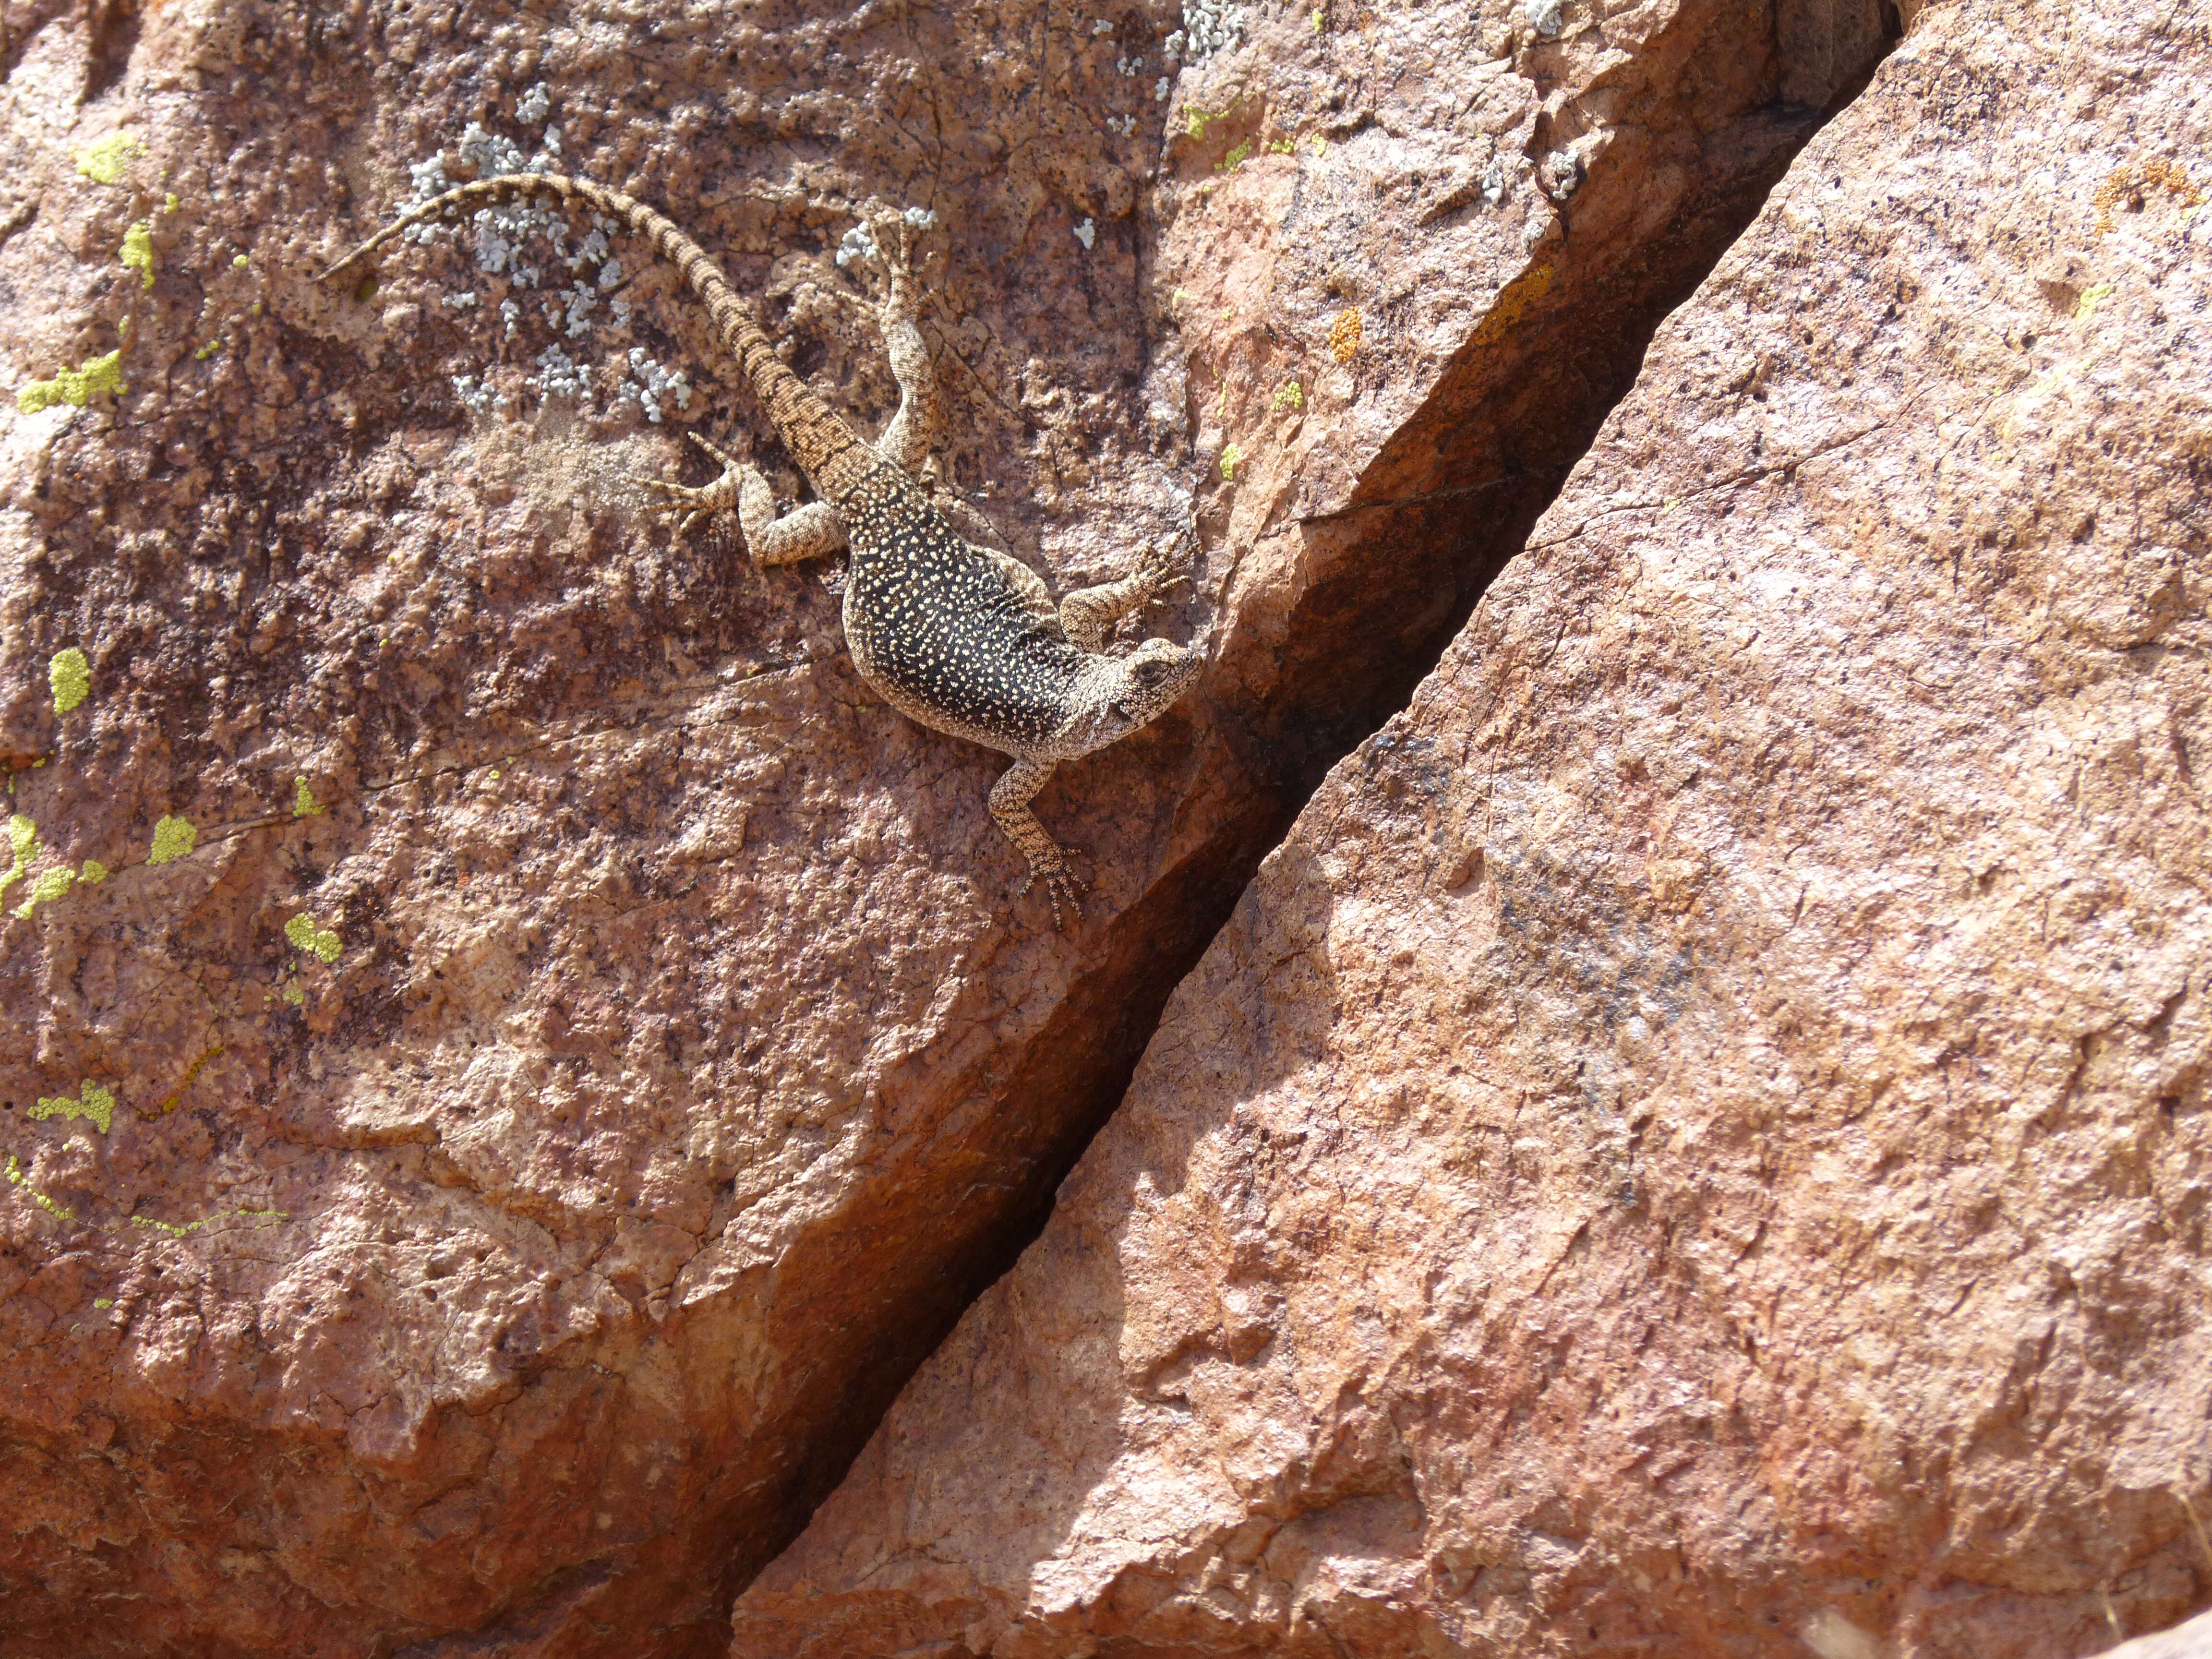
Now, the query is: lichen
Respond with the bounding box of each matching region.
[3,1154,74,1221]
[1272,379,1303,411]
[1218,139,1253,171]
[157,1045,221,1114]
[2094,157,2204,236]
[1,815,36,901]
[285,912,342,963]
[1328,306,1364,362]
[15,864,73,918]
[120,219,155,289]
[2075,281,2115,319]
[146,814,196,864]
[195,339,224,361]
[29,1081,114,1134]
[1220,442,1246,479]
[48,647,90,713]
[74,132,142,185]
[18,349,127,414]
[292,777,325,817]
[79,859,108,884]
[1463,261,1553,353]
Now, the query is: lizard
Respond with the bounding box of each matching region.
[320,175,1202,926]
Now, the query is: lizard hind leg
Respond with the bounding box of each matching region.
[637,432,848,566]
[864,210,940,475]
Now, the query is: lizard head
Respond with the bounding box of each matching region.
[1103,638,1203,734]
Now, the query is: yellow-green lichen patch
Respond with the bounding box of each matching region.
[18,349,127,414]
[146,814,196,864]
[79,858,108,884]
[120,220,154,289]
[1220,442,1247,480]
[2076,281,2116,320]
[15,864,73,918]
[74,132,143,185]
[231,253,249,268]
[285,912,342,963]
[281,978,306,1006]
[292,777,325,817]
[1,814,37,901]
[195,339,224,361]
[29,1081,115,1134]
[49,647,90,713]
[163,192,180,213]
[3,1154,74,1221]
[93,1298,113,1309]
[1272,379,1303,411]
[130,1212,199,1238]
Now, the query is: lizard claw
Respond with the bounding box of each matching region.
[632,432,744,538]
[1019,859,1088,929]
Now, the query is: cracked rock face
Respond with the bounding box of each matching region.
[728,0,2212,1653]
[1,0,1889,1652]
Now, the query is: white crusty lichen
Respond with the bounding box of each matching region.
[1166,0,1249,62]
[619,349,692,423]
[1523,0,1564,36]
[1073,218,1097,250]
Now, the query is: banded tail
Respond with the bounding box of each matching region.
[318,173,876,495]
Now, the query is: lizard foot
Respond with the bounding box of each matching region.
[633,431,745,537]
[1134,530,1196,604]
[1018,859,1088,929]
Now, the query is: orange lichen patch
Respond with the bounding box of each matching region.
[158,1045,223,1115]
[2094,157,2204,235]
[1328,306,1363,363]
[1465,262,1554,354]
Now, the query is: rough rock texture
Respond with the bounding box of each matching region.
[0,0,1890,1654]
[729,0,2212,1654]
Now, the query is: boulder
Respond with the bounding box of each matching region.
[728,0,2212,1652]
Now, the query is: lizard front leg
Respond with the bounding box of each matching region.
[989,754,1085,927]
[1059,535,1189,654]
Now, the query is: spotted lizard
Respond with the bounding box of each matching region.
[321,176,1201,925]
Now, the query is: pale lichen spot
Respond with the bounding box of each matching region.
[147,814,196,865]
[49,647,90,713]
[74,131,143,185]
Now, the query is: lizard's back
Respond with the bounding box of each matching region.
[838,464,1083,755]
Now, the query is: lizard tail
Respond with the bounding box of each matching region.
[318,173,874,493]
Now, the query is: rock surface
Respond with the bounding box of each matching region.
[2097,1610,2212,1659]
[728,0,2212,1653]
[0,0,1887,1653]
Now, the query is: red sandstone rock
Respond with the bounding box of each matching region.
[729,0,2212,1653]
[0,0,1883,1651]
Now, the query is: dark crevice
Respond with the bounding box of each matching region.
[743,0,1910,1605]
[83,0,139,101]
